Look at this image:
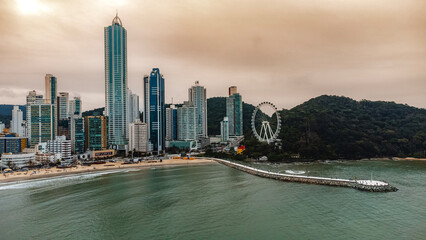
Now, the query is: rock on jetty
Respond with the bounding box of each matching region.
[210,158,398,192]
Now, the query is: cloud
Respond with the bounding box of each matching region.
[0,0,425,111]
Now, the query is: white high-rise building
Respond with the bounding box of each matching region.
[58,92,69,120]
[188,81,207,137]
[47,136,71,160]
[128,90,140,123]
[165,105,177,141]
[26,90,43,138]
[129,121,148,153]
[220,117,229,142]
[11,106,25,137]
[68,97,82,118]
[177,102,198,143]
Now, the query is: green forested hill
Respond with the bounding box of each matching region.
[275,95,426,160]
[207,97,255,135]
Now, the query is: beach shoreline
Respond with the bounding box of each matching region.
[0,158,216,184]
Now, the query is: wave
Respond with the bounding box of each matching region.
[0,169,139,191]
[284,170,306,175]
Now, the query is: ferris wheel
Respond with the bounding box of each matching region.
[251,102,281,144]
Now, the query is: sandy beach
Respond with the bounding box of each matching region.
[0,158,216,183]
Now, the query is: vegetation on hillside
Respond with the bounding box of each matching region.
[207,97,255,135]
[82,107,104,117]
[241,95,426,161]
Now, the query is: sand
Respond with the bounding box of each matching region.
[0,158,216,183]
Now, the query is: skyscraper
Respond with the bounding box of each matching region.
[143,68,165,153]
[68,97,82,118]
[57,92,69,120]
[10,106,25,137]
[165,105,177,141]
[84,116,108,151]
[226,86,243,136]
[45,74,57,105]
[70,115,84,154]
[220,117,229,142]
[177,102,198,142]
[26,90,43,138]
[128,90,140,123]
[188,81,207,137]
[29,101,55,147]
[129,121,148,153]
[105,12,128,148]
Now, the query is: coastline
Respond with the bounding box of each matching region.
[0,158,216,184]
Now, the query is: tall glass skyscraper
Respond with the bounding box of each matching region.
[57,92,69,120]
[143,68,165,153]
[226,86,243,136]
[104,13,128,147]
[45,74,57,105]
[70,115,84,154]
[29,101,55,147]
[188,81,207,137]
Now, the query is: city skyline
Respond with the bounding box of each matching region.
[0,0,425,111]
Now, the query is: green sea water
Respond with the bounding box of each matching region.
[0,160,425,239]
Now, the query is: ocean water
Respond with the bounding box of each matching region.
[0,160,425,239]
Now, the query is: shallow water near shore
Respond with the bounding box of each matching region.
[0,160,425,239]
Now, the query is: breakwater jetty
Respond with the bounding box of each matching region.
[210,158,398,192]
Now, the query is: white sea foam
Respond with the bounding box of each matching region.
[284,170,306,175]
[0,169,135,191]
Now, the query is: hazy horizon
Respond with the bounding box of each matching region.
[0,0,425,111]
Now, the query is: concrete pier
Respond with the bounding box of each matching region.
[210,158,398,192]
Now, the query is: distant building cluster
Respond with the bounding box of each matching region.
[0,13,244,169]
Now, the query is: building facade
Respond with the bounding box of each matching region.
[84,116,108,151]
[29,101,55,147]
[226,86,243,136]
[129,121,148,153]
[165,105,178,141]
[47,136,71,160]
[105,13,128,148]
[177,102,198,143]
[68,97,82,118]
[57,92,69,120]
[128,90,140,123]
[45,74,57,105]
[188,81,207,137]
[1,152,36,169]
[11,106,25,137]
[26,90,43,138]
[70,115,84,154]
[0,136,29,155]
[143,68,165,153]
[220,117,229,142]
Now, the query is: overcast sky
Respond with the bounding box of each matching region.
[0,0,425,111]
